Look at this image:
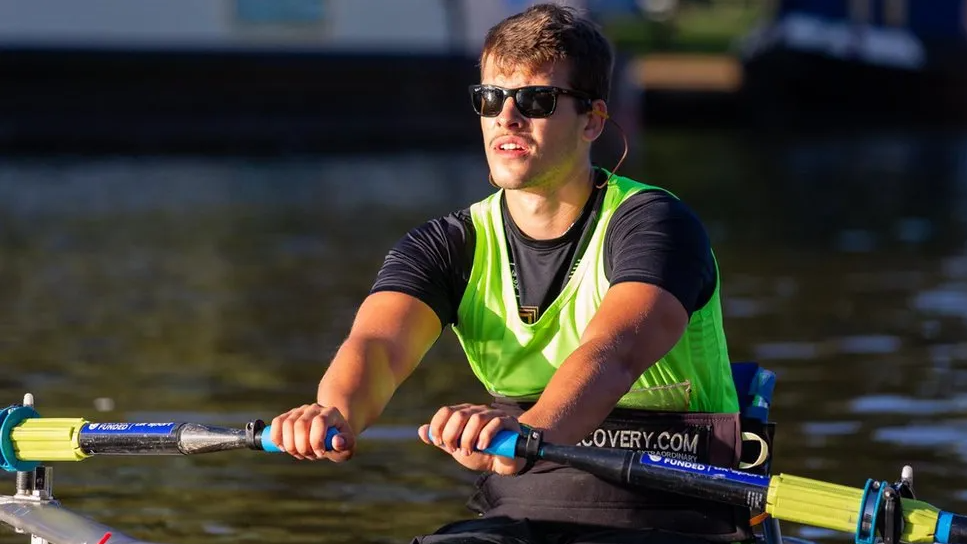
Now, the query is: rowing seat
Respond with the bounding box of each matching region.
[730,361,782,544]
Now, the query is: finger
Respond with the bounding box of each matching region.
[460,410,494,456]
[281,412,303,459]
[417,424,431,444]
[441,406,486,452]
[428,405,457,449]
[477,415,516,451]
[293,409,316,458]
[269,413,286,449]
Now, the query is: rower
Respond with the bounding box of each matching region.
[270,4,750,543]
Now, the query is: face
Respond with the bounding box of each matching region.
[477,58,604,191]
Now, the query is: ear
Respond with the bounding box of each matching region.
[582,99,609,142]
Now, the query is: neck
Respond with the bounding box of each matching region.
[504,163,595,240]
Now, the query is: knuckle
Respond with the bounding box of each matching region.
[467,412,487,426]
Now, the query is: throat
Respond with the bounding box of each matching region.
[514,214,579,241]
[504,185,599,241]
[504,193,590,241]
[502,168,599,240]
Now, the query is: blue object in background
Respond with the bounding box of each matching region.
[502,0,644,18]
[775,0,967,39]
[236,0,325,23]
[586,0,644,17]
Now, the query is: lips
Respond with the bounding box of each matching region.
[492,135,532,156]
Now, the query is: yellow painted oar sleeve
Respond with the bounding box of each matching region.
[10,418,89,462]
[767,474,940,544]
[901,499,944,544]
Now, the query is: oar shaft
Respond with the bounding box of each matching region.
[11,419,256,459]
[937,511,967,544]
[539,443,771,510]
[6,418,335,465]
[7,419,307,464]
[463,429,960,544]
[78,422,248,455]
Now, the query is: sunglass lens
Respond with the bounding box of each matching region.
[516,89,556,118]
[472,87,504,117]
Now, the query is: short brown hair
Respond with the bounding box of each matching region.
[480,3,614,103]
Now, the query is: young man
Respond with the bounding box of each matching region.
[270,4,745,544]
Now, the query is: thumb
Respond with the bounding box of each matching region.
[492,454,525,476]
[331,433,353,452]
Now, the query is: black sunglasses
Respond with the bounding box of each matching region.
[469,84,593,118]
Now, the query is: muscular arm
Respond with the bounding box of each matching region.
[325,211,473,434]
[273,211,473,460]
[519,191,714,445]
[318,291,442,435]
[519,283,687,444]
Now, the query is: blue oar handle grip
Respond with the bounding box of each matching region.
[426,428,521,459]
[257,424,338,453]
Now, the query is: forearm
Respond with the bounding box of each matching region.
[518,336,643,445]
[518,283,688,445]
[316,336,402,435]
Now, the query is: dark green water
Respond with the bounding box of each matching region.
[1,127,965,543]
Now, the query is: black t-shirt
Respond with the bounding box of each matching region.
[370,169,716,327]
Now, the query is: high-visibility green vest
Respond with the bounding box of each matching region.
[452,172,739,414]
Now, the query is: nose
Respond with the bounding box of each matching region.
[495,94,525,128]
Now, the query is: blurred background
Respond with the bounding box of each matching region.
[1,0,966,543]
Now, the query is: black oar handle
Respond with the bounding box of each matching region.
[937,512,967,544]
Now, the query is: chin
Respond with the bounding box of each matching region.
[490,173,529,190]
[489,165,535,189]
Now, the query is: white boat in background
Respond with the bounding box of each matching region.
[0,0,643,155]
[738,0,967,127]
[0,0,520,55]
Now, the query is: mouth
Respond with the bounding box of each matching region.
[492,136,532,157]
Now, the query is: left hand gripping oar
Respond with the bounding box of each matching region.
[427,428,967,544]
[0,404,337,472]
